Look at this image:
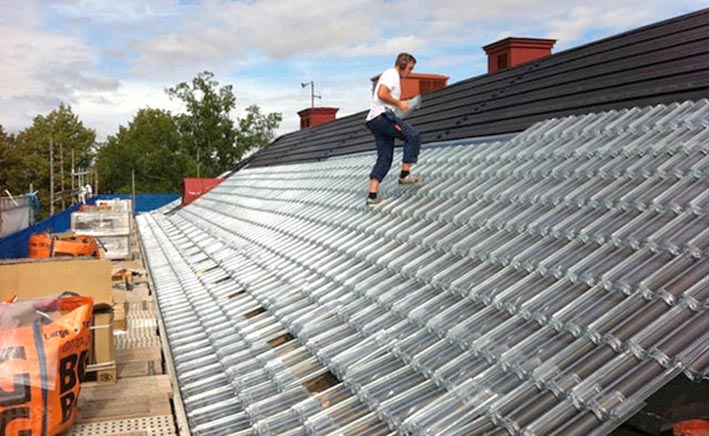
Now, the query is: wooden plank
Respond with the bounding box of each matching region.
[84,365,118,386]
[116,347,163,378]
[116,347,162,363]
[80,375,172,401]
[114,303,127,331]
[77,393,172,422]
[117,360,161,378]
[111,259,145,272]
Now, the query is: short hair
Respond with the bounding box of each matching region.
[395,53,417,69]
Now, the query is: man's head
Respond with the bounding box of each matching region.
[395,53,416,78]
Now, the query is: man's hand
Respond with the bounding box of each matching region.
[399,100,410,113]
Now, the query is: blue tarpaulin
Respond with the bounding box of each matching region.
[0,193,179,259]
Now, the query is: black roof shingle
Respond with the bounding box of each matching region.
[246,8,709,168]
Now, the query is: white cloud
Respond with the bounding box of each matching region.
[0,0,44,27]
[0,21,120,134]
[131,30,245,79]
[400,0,707,49]
[399,0,569,35]
[121,0,387,79]
[72,81,184,140]
[48,0,180,25]
[334,36,429,58]
[217,0,383,57]
[231,70,374,138]
[427,53,486,69]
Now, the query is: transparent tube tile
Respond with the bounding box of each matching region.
[137,100,709,436]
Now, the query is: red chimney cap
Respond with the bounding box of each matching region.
[297,107,339,116]
[483,37,557,54]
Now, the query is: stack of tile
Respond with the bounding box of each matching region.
[72,200,132,259]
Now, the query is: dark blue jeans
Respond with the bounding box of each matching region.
[367,112,421,181]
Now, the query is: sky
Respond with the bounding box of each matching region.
[1,0,707,141]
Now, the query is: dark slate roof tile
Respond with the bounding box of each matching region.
[244,9,709,168]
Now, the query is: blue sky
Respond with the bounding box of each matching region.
[1,0,707,140]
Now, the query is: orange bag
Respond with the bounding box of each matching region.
[0,294,93,436]
[28,233,100,259]
[27,234,52,259]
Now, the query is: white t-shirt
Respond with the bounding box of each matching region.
[367,67,400,121]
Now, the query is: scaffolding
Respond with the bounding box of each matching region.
[48,137,97,215]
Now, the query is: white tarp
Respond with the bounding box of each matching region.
[0,197,32,237]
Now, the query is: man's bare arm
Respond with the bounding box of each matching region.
[378,85,409,112]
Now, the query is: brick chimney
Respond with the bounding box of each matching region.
[297,107,339,130]
[483,37,556,74]
[371,72,449,100]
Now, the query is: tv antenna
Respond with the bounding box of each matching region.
[301,81,321,108]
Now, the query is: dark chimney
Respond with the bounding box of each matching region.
[297,107,339,130]
[483,37,556,74]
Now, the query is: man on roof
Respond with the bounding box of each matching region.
[365,52,423,206]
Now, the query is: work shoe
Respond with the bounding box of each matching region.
[366,196,386,206]
[399,174,423,185]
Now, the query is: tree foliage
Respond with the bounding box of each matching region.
[95,71,281,196]
[96,108,193,193]
[166,71,281,175]
[1,104,95,218]
[0,126,19,191]
[166,71,237,176]
[237,105,282,157]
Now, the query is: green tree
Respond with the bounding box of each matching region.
[0,126,19,191]
[167,71,281,175]
[96,108,193,193]
[94,72,281,195]
[237,105,281,158]
[10,104,95,218]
